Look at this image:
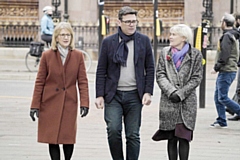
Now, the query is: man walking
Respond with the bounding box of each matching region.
[95,6,155,160]
[226,13,240,121]
[211,13,240,128]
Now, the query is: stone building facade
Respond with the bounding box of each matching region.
[1,0,239,27]
[39,0,240,27]
[0,0,240,50]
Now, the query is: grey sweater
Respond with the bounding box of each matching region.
[117,40,137,91]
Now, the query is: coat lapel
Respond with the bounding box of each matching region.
[180,52,191,67]
[55,50,66,84]
[112,34,119,55]
[134,33,140,64]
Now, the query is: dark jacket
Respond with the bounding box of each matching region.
[214,29,240,72]
[96,32,155,103]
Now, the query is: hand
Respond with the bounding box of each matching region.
[30,108,39,121]
[95,97,104,109]
[169,92,181,103]
[142,93,152,106]
[211,68,217,74]
[80,106,89,117]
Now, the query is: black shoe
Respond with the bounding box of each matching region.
[228,115,240,121]
[226,108,235,116]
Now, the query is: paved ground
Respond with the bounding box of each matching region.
[0,48,240,160]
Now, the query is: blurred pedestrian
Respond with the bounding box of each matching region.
[95,6,155,160]
[226,13,240,121]
[41,5,54,46]
[30,22,89,160]
[210,13,240,128]
[152,24,203,160]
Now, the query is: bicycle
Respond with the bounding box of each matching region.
[25,42,92,72]
[79,49,92,72]
[25,42,45,72]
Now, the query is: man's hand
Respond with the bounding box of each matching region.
[95,97,104,109]
[30,108,39,121]
[80,106,89,117]
[211,68,217,74]
[142,93,152,106]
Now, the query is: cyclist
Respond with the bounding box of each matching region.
[41,6,54,46]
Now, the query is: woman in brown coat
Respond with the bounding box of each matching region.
[29,22,89,160]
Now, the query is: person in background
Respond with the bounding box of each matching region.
[95,6,155,160]
[226,13,240,121]
[210,13,240,128]
[152,24,203,160]
[41,6,54,46]
[30,22,89,160]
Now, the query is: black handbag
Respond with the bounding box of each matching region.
[29,42,45,57]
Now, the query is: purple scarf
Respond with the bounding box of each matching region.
[172,43,189,71]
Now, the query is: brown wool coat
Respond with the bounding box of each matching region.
[30,49,89,144]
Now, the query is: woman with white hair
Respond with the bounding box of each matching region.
[152,24,203,160]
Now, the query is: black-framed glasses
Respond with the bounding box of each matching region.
[121,20,138,25]
[59,34,71,38]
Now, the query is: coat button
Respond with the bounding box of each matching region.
[56,88,59,91]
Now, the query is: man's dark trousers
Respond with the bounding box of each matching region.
[104,90,142,160]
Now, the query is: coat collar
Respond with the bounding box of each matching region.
[166,44,193,71]
[54,49,72,84]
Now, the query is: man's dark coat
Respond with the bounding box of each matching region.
[96,32,155,103]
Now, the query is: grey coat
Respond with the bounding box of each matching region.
[156,46,203,131]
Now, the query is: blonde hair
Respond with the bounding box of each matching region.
[170,24,193,44]
[51,22,75,50]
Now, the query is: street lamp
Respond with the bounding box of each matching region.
[153,0,158,63]
[98,0,104,58]
[230,0,234,13]
[202,0,213,19]
[202,0,211,8]
[202,0,213,49]
[52,0,61,23]
[199,0,213,108]
[63,0,69,22]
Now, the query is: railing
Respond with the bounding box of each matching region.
[71,23,99,49]
[0,21,221,50]
[0,21,40,47]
